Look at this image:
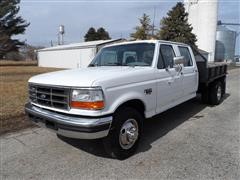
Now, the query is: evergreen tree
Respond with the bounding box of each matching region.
[131,13,152,40]
[84,27,111,41]
[158,2,197,51]
[0,0,29,59]
[84,27,97,41]
[97,27,110,40]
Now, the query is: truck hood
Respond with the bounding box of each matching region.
[28,66,152,87]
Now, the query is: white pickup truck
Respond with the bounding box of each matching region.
[25,40,227,159]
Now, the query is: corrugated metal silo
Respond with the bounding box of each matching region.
[215,26,237,61]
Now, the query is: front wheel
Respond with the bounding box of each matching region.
[103,107,143,160]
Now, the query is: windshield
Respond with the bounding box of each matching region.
[89,43,155,67]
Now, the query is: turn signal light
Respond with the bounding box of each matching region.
[70,101,104,110]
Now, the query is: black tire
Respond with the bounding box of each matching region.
[103,107,143,160]
[209,81,223,105]
[222,78,226,95]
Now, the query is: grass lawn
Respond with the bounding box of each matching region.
[0,60,37,66]
[0,65,61,135]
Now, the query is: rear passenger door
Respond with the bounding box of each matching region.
[178,46,198,97]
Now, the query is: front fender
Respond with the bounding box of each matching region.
[103,88,156,118]
[111,91,146,113]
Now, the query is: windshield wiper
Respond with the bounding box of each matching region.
[102,62,122,66]
[89,64,97,67]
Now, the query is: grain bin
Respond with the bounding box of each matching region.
[215,26,237,61]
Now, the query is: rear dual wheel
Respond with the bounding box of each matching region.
[209,81,223,105]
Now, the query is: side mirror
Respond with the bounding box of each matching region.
[173,56,185,72]
[174,56,185,65]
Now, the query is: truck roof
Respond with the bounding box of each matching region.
[104,40,189,48]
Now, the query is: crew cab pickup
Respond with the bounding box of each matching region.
[25,40,227,159]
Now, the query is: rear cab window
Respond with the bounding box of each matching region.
[101,51,118,65]
[178,46,193,66]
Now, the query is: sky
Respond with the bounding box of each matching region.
[18,0,240,54]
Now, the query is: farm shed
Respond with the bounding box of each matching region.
[37,39,123,68]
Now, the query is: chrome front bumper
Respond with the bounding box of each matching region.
[25,103,112,139]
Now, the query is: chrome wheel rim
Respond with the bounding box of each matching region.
[119,119,139,150]
[217,85,222,101]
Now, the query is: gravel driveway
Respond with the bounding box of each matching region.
[1,68,239,180]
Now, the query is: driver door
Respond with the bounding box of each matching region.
[156,44,184,114]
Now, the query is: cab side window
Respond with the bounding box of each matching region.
[160,45,175,68]
[178,46,193,66]
[157,48,164,69]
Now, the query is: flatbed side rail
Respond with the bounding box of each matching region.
[193,47,227,84]
[207,64,227,83]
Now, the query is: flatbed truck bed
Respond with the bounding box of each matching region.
[195,54,228,105]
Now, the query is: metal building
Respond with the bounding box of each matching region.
[184,0,218,62]
[37,39,123,69]
[215,26,237,61]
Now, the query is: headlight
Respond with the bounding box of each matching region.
[70,88,104,110]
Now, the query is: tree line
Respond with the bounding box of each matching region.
[0,1,197,60]
[84,27,110,41]
[84,2,197,50]
[130,2,197,51]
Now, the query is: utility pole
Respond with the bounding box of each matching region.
[151,6,156,37]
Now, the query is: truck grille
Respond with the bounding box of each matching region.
[29,84,70,110]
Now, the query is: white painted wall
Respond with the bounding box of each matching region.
[185,0,218,62]
[38,48,96,69]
